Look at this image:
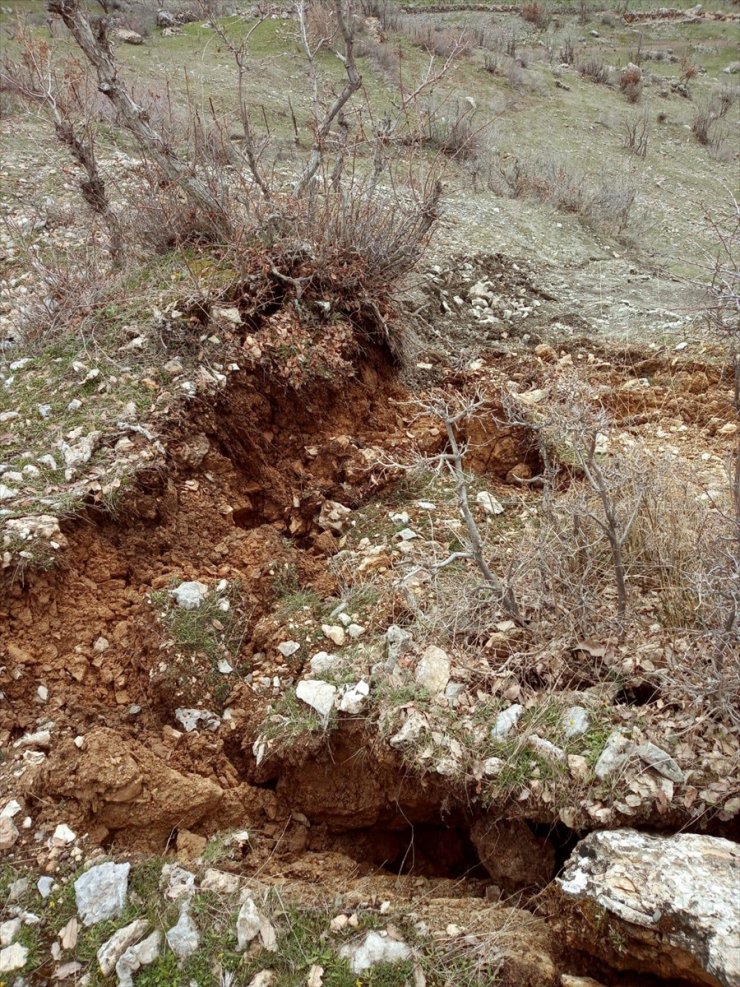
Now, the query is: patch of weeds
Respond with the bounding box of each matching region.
[236,905,352,986]
[259,688,336,755]
[201,834,231,866]
[151,580,249,692]
[15,921,43,971]
[581,723,613,768]
[135,951,181,987]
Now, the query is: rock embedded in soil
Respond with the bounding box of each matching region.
[0,919,21,947]
[166,907,200,961]
[415,645,451,695]
[0,942,28,974]
[172,580,209,610]
[339,930,412,973]
[490,703,524,739]
[116,929,161,987]
[296,679,337,723]
[175,707,220,732]
[476,490,505,515]
[553,829,740,987]
[562,705,590,738]
[75,861,130,926]
[97,918,149,977]
[0,815,19,849]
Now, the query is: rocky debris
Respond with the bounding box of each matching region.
[42,728,223,835]
[338,680,369,714]
[175,707,220,732]
[389,710,429,749]
[0,942,28,974]
[75,861,130,926]
[415,645,450,694]
[553,830,740,986]
[529,735,566,761]
[166,907,200,962]
[593,730,632,781]
[160,864,196,901]
[296,679,337,723]
[156,9,177,27]
[562,705,590,738]
[201,868,241,894]
[634,741,685,783]
[0,918,21,946]
[114,28,144,44]
[471,818,556,891]
[116,929,161,987]
[339,931,412,974]
[318,500,351,533]
[476,490,505,515]
[0,815,19,849]
[277,640,300,658]
[172,580,209,610]
[236,896,277,952]
[491,703,524,738]
[97,918,149,976]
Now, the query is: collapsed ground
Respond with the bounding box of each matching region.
[1,1,739,986]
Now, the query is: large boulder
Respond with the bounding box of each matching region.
[550,829,740,986]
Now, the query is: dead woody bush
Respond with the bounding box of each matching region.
[11,0,463,352]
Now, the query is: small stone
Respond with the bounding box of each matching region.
[37,685,49,703]
[38,876,54,898]
[51,823,76,846]
[339,931,412,973]
[166,908,199,961]
[396,527,418,541]
[386,624,412,662]
[347,623,365,639]
[0,918,21,947]
[0,942,28,974]
[390,711,428,749]
[296,680,337,723]
[236,897,261,950]
[97,919,149,976]
[415,645,450,695]
[115,929,161,987]
[529,736,566,761]
[174,708,220,732]
[172,581,209,610]
[476,491,504,515]
[201,869,240,894]
[160,864,195,901]
[635,742,685,784]
[594,731,634,781]
[482,757,505,778]
[310,652,339,676]
[75,861,130,926]
[562,705,590,738]
[2,800,23,820]
[322,624,346,647]
[491,704,523,739]
[338,680,370,714]
[277,641,300,658]
[0,816,19,850]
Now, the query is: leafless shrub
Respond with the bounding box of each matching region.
[421,99,480,160]
[623,110,649,158]
[579,56,611,85]
[355,36,400,79]
[679,52,699,83]
[521,1,551,29]
[619,64,643,103]
[483,52,504,76]
[489,152,638,235]
[358,0,401,31]
[692,90,735,148]
[303,0,340,50]
[399,16,473,58]
[559,36,575,65]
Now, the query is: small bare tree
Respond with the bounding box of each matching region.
[408,393,528,627]
[0,30,124,265]
[506,375,645,639]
